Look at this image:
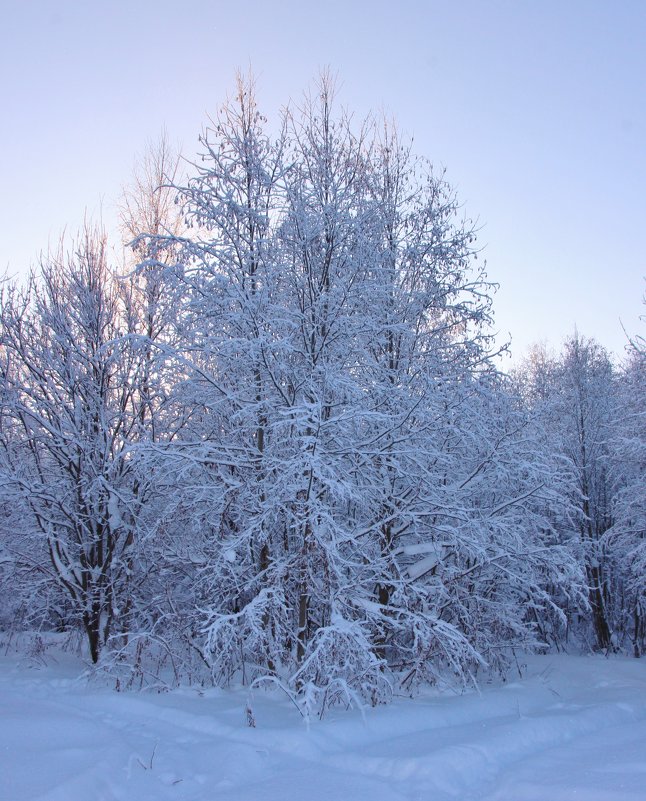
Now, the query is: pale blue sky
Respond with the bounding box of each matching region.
[2,0,644,363]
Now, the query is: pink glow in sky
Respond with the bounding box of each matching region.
[1,0,644,363]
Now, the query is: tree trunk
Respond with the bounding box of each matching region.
[83,605,102,664]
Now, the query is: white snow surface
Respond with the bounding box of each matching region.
[1,641,645,801]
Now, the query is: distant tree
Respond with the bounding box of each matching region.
[519,334,620,651]
[608,303,646,655]
[118,132,186,438]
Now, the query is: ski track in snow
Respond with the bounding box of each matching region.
[1,647,645,801]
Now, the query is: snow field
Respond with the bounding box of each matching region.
[1,643,645,800]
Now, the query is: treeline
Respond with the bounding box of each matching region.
[0,76,643,710]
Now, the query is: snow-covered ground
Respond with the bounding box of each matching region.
[1,639,645,801]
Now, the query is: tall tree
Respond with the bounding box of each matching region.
[0,228,155,661]
[142,75,583,706]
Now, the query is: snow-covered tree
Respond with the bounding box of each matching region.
[137,75,583,705]
[518,335,624,651]
[1,74,607,703]
[0,228,161,662]
[607,315,646,655]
